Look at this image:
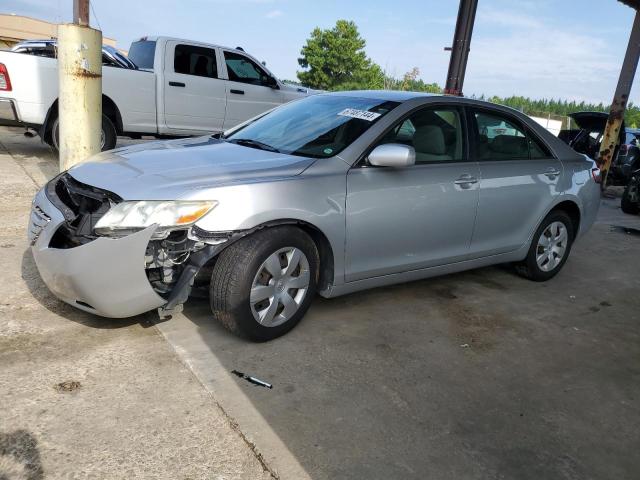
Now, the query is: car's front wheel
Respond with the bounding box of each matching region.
[210,226,319,341]
[516,210,574,281]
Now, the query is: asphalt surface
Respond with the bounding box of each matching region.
[2,127,639,479]
[159,173,640,477]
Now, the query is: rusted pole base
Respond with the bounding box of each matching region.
[57,24,102,172]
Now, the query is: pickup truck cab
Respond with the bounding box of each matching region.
[0,36,314,150]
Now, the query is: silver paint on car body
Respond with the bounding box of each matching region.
[29,91,601,318]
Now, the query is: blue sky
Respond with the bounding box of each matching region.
[5,0,640,103]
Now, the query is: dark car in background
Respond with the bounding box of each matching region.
[10,39,138,70]
[559,111,640,185]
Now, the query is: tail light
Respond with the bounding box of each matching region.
[591,167,602,184]
[0,63,11,91]
[620,144,629,155]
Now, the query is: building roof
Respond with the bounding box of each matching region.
[0,14,117,46]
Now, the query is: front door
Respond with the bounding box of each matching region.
[163,41,227,134]
[346,106,480,282]
[221,50,283,129]
[468,108,564,256]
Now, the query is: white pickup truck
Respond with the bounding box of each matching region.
[0,36,313,150]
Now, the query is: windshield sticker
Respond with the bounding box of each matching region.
[338,108,381,122]
[323,148,333,155]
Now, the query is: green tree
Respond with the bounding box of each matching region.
[297,20,383,90]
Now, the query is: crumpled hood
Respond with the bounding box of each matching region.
[68,136,316,200]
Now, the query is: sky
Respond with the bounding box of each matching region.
[4,0,640,104]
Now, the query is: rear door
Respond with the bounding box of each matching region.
[468,107,563,257]
[221,50,283,129]
[162,41,226,133]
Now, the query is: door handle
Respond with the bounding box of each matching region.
[230,89,245,95]
[454,174,478,186]
[169,81,185,87]
[544,168,561,178]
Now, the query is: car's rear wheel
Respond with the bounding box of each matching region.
[210,226,319,341]
[516,211,574,281]
[51,114,117,153]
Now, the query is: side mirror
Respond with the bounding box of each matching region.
[368,144,416,168]
[265,76,279,89]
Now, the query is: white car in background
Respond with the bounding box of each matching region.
[0,36,314,150]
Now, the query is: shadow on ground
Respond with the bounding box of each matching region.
[0,430,43,480]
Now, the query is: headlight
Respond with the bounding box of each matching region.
[94,200,217,237]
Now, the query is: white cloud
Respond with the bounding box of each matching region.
[465,8,622,103]
[265,9,283,19]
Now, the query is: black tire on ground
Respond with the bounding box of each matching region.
[210,226,319,342]
[621,184,640,215]
[515,210,574,282]
[50,114,117,152]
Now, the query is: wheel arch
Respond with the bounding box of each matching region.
[41,94,124,143]
[241,219,336,293]
[548,200,581,239]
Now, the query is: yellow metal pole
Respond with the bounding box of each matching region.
[57,21,102,171]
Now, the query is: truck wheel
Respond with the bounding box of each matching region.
[51,114,117,153]
[621,183,639,214]
[515,210,574,282]
[210,226,319,341]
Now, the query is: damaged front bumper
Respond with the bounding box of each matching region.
[29,188,167,317]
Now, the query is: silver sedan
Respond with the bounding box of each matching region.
[29,91,601,341]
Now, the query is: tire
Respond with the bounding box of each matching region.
[621,183,640,215]
[51,114,117,152]
[210,226,319,341]
[515,210,574,282]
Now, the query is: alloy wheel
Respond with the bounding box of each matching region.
[249,247,310,327]
[536,221,568,272]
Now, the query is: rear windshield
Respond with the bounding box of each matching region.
[128,40,156,70]
[225,95,399,159]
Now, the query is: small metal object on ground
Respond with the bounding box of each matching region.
[231,370,273,389]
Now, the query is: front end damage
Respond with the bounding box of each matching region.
[29,173,232,318]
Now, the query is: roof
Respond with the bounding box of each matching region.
[0,14,117,46]
[325,90,442,102]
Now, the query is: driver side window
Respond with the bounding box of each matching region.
[379,107,464,163]
[224,51,270,87]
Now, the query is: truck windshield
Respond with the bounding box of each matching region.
[128,40,156,70]
[225,95,399,159]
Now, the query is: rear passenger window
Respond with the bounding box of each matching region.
[174,44,218,78]
[473,111,528,160]
[379,107,464,163]
[472,110,552,160]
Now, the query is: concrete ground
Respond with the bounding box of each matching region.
[2,127,640,479]
[0,128,273,479]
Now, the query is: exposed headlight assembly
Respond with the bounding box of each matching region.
[94,200,217,237]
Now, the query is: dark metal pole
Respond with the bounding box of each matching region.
[73,0,90,26]
[599,8,640,186]
[444,0,478,96]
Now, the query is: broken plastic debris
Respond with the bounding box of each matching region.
[232,370,273,389]
[460,343,470,348]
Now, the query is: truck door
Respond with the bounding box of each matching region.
[162,41,226,134]
[221,50,283,130]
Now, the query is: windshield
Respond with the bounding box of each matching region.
[128,40,156,70]
[225,95,399,158]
